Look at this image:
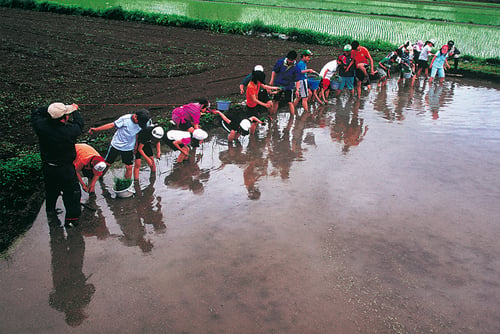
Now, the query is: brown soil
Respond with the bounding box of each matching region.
[0,6,337,149]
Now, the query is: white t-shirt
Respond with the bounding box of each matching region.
[111,114,142,151]
[319,60,338,80]
[418,45,433,61]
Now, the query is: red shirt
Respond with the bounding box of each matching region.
[246,81,260,108]
[74,144,100,171]
[352,46,370,64]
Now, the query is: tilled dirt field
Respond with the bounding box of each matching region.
[0,7,336,148]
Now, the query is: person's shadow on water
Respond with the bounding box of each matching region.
[48,220,95,327]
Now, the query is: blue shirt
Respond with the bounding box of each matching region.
[296,60,307,80]
[432,52,448,69]
[111,114,142,151]
[272,57,300,90]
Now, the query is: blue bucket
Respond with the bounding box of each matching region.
[307,78,321,90]
[216,100,231,111]
[330,79,340,90]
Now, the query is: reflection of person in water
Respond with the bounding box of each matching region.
[243,136,268,200]
[268,114,295,180]
[343,99,368,153]
[101,185,153,253]
[134,174,166,232]
[218,140,247,167]
[163,154,209,194]
[290,108,312,160]
[330,99,350,144]
[48,219,95,327]
[372,83,393,121]
[80,195,110,240]
[425,82,455,120]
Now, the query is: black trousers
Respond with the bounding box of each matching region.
[43,163,81,221]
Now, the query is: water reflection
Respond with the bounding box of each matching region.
[135,174,166,233]
[80,196,110,240]
[268,114,295,180]
[163,153,210,194]
[101,182,154,253]
[425,81,456,119]
[330,98,368,153]
[48,220,95,327]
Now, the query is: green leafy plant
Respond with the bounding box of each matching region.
[113,177,132,191]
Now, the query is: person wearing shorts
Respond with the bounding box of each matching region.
[134,126,164,179]
[89,109,150,179]
[212,108,264,142]
[270,50,301,115]
[417,39,435,79]
[319,60,338,102]
[429,45,450,85]
[294,49,316,112]
[337,45,355,97]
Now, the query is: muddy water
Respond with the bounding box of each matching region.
[1,78,500,333]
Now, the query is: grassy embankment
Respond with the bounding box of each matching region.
[0,0,499,253]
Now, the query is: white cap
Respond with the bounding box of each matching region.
[192,129,208,140]
[93,161,107,173]
[239,119,251,132]
[151,126,164,139]
[254,65,264,72]
[167,130,191,141]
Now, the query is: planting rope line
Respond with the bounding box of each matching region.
[79,103,180,107]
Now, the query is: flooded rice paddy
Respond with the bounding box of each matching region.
[41,0,500,58]
[1,78,500,333]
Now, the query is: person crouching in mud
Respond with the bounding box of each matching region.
[165,128,208,163]
[171,98,210,133]
[245,70,280,134]
[211,107,264,142]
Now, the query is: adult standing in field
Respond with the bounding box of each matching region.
[416,39,436,79]
[32,102,84,227]
[74,143,107,195]
[294,49,317,112]
[429,45,450,85]
[337,45,356,97]
[88,109,151,180]
[270,50,301,116]
[171,98,210,132]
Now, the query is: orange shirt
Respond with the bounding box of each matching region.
[246,81,260,108]
[74,143,100,171]
[352,46,370,64]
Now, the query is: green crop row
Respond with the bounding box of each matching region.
[215,0,500,26]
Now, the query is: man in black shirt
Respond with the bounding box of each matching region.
[32,102,84,227]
